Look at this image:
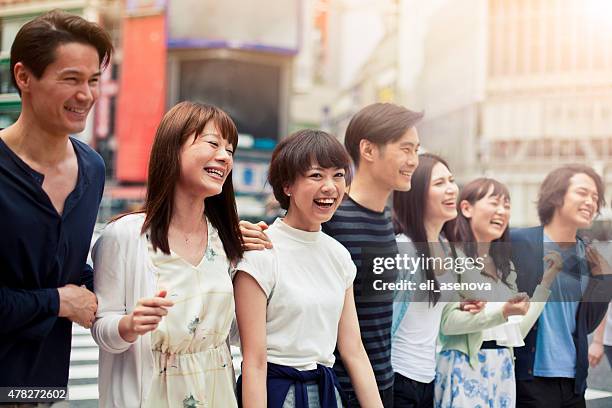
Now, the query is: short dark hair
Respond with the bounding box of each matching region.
[344,103,423,167]
[10,9,113,94]
[537,164,606,225]
[268,129,352,210]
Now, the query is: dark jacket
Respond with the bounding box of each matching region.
[237,362,346,408]
[510,226,612,394]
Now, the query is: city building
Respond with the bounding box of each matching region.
[409,0,612,226]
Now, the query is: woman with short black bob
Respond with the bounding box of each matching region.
[234,129,383,407]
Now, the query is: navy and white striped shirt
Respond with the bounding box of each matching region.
[323,196,398,392]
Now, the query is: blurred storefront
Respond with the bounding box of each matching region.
[0,0,301,219]
[0,0,122,193]
[114,0,299,217]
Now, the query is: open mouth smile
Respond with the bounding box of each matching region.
[313,197,337,209]
[204,167,225,179]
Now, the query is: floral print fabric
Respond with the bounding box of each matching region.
[144,220,237,408]
[435,349,515,408]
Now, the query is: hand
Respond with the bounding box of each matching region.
[586,245,612,276]
[541,251,563,287]
[502,293,530,319]
[588,340,604,367]
[58,284,97,328]
[460,300,486,314]
[119,290,174,342]
[239,220,272,250]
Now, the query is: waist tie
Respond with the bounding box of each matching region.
[237,362,347,408]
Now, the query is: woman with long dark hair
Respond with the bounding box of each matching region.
[92,101,243,407]
[435,178,561,408]
[391,153,459,408]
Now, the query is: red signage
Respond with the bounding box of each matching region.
[115,13,166,182]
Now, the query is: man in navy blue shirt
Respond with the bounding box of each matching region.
[0,10,112,388]
[511,164,612,408]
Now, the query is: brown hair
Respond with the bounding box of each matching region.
[344,103,423,167]
[10,9,113,94]
[455,178,513,287]
[142,101,243,263]
[268,129,352,210]
[537,164,606,225]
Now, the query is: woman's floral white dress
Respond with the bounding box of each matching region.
[144,219,236,408]
[435,349,515,408]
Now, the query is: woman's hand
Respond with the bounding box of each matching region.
[460,300,486,314]
[502,293,530,319]
[119,290,174,342]
[541,250,563,288]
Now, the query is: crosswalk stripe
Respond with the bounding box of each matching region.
[585,388,612,400]
[68,383,99,401]
[70,348,98,362]
[72,325,91,335]
[69,364,98,379]
[72,336,97,348]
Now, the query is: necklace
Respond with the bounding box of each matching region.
[171,217,207,247]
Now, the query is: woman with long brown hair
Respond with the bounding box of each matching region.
[92,101,243,407]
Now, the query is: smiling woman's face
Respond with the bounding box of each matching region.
[462,185,511,243]
[283,163,347,231]
[177,121,235,199]
[425,162,459,225]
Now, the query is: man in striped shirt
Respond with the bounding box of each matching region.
[322,103,422,407]
[240,103,423,407]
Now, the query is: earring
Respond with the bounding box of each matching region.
[287,193,291,196]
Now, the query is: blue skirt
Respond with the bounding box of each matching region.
[435,349,515,408]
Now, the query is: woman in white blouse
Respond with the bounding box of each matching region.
[390,153,460,408]
[435,178,562,408]
[234,129,382,408]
